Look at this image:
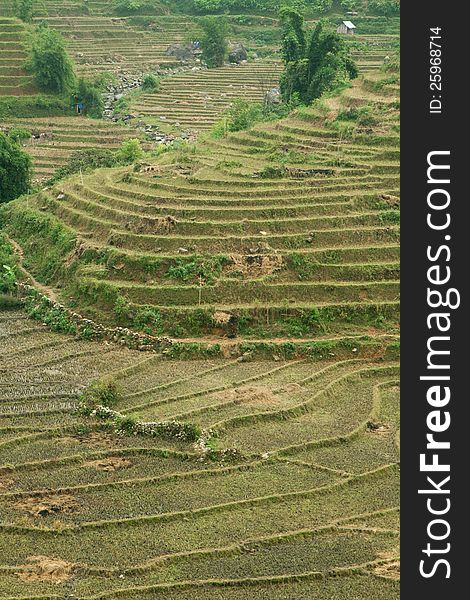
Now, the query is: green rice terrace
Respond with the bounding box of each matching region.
[0,1,400,598]
[0,18,37,96]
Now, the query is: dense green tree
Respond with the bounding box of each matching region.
[0,132,32,203]
[27,24,76,95]
[280,17,358,105]
[280,6,306,62]
[13,0,34,23]
[200,16,229,68]
[142,74,160,91]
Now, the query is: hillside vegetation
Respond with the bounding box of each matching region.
[0,1,399,598]
[4,72,400,352]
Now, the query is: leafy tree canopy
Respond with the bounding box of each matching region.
[14,0,34,22]
[200,16,229,68]
[280,14,358,105]
[27,24,76,95]
[0,132,32,203]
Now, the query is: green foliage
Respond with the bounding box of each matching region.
[142,74,161,91]
[224,98,264,132]
[339,0,358,9]
[49,148,117,183]
[259,165,286,178]
[336,105,377,126]
[26,24,76,95]
[5,128,31,144]
[75,78,104,118]
[0,233,18,293]
[280,18,358,105]
[116,138,144,165]
[15,0,34,22]
[166,255,229,284]
[0,132,32,203]
[212,96,298,137]
[0,95,73,119]
[309,0,333,15]
[368,0,400,16]
[200,16,229,68]
[2,205,76,283]
[112,0,166,16]
[80,379,121,411]
[280,6,306,62]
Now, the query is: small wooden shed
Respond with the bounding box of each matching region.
[337,20,356,35]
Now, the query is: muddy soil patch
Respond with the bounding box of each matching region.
[217,385,280,406]
[226,253,283,278]
[83,456,133,472]
[13,494,78,517]
[18,556,75,583]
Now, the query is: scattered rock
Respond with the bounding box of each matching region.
[228,42,248,64]
[265,87,281,106]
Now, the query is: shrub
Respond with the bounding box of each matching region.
[212,97,297,137]
[116,138,144,165]
[0,132,32,203]
[74,78,104,118]
[79,379,121,411]
[309,0,333,15]
[26,24,76,94]
[112,0,167,15]
[142,74,160,91]
[0,95,73,119]
[6,128,31,144]
[48,148,117,183]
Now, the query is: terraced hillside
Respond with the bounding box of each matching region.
[0,309,399,598]
[130,59,283,133]
[40,15,196,77]
[1,117,150,183]
[346,33,399,73]
[0,18,36,96]
[4,72,400,347]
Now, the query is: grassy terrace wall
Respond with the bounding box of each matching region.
[4,73,400,345]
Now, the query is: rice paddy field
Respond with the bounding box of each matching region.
[0,309,399,598]
[0,1,400,598]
